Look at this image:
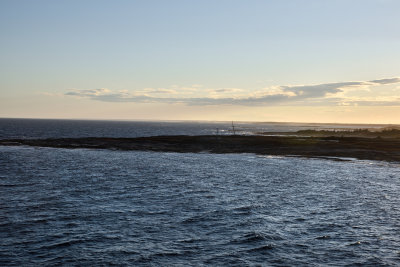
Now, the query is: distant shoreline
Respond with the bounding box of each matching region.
[258,128,400,139]
[1,135,400,163]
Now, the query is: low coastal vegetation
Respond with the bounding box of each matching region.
[1,134,400,162]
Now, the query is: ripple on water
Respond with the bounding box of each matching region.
[1,146,400,266]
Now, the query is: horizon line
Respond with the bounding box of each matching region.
[1,117,399,126]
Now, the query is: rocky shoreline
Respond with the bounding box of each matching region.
[1,135,400,162]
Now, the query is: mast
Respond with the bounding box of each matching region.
[232,121,236,135]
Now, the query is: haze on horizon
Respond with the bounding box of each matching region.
[1,0,400,124]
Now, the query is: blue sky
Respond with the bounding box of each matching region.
[1,0,400,122]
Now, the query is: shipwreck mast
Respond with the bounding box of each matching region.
[231,121,236,135]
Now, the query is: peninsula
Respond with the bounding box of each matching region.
[1,134,400,162]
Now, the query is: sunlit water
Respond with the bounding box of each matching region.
[1,119,400,266]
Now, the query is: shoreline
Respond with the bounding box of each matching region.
[1,135,400,163]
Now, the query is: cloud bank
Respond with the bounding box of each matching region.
[64,77,400,106]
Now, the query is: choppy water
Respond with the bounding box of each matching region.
[1,119,400,266]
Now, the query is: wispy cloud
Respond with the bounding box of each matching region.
[208,88,244,93]
[65,88,112,97]
[369,77,400,85]
[64,77,400,106]
[142,88,177,94]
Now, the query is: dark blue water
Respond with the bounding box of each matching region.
[1,119,400,266]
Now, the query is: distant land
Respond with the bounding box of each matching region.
[258,127,400,139]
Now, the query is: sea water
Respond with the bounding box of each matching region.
[1,119,399,266]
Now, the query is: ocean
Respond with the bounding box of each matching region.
[1,119,399,266]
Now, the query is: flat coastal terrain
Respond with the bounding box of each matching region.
[1,134,400,162]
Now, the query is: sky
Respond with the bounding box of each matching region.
[1,0,400,123]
